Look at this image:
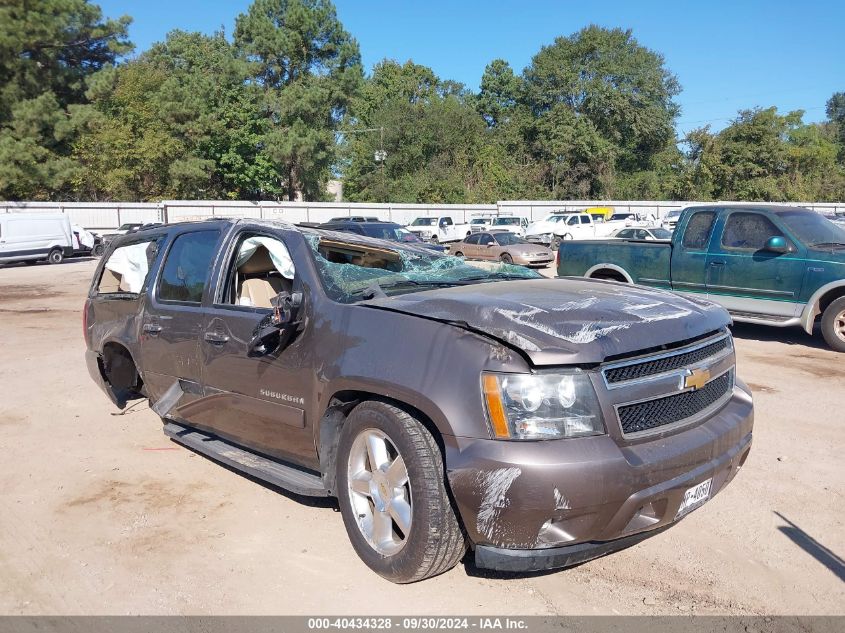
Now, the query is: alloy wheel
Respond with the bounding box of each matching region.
[347,428,412,556]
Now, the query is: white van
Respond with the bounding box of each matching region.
[0,213,74,265]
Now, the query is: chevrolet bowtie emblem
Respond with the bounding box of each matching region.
[685,368,711,391]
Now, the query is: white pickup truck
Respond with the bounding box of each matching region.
[524,213,601,246]
[406,216,471,243]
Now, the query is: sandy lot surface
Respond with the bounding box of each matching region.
[0,257,842,616]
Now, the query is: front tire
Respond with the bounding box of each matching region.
[821,297,845,352]
[47,248,64,265]
[336,401,466,583]
[453,251,464,258]
[500,253,513,265]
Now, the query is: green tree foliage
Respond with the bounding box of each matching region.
[524,26,680,174]
[0,0,131,199]
[234,0,363,200]
[74,30,277,200]
[342,60,490,203]
[1,2,843,204]
[677,107,845,202]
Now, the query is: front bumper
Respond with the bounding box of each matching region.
[445,387,753,571]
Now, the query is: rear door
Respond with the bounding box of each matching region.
[671,209,718,297]
[140,229,222,421]
[705,210,805,318]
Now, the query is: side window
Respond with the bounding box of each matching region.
[479,234,494,245]
[683,211,717,250]
[441,217,453,226]
[721,213,784,250]
[617,229,633,238]
[97,240,158,295]
[636,229,648,240]
[222,234,295,308]
[568,216,579,225]
[464,234,480,244]
[158,230,220,304]
[580,216,590,224]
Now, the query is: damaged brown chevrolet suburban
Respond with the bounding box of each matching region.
[84,219,753,583]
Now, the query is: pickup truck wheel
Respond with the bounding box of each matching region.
[337,401,466,583]
[47,248,64,264]
[500,253,513,265]
[429,236,439,244]
[821,297,845,352]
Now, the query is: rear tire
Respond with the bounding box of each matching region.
[336,401,466,583]
[453,251,464,258]
[821,297,845,352]
[47,248,64,265]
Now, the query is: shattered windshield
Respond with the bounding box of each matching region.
[305,232,541,303]
[410,217,437,226]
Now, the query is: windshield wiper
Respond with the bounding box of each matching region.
[809,242,845,248]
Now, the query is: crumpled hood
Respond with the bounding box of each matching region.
[364,278,731,365]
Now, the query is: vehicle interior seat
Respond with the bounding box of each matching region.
[236,245,292,308]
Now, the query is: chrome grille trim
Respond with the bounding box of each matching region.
[601,330,733,390]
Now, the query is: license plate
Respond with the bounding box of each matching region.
[675,478,712,519]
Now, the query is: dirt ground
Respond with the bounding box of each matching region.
[0,257,842,616]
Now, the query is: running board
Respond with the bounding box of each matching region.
[163,422,329,497]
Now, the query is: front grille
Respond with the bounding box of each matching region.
[604,336,730,384]
[617,372,732,435]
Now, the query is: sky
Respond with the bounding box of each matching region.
[97,0,844,136]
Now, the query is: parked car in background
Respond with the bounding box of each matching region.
[71,224,105,257]
[0,212,73,265]
[101,222,159,249]
[525,212,598,246]
[469,215,495,233]
[557,204,845,351]
[661,209,683,231]
[489,216,529,236]
[328,216,380,223]
[84,218,753,582]
[318,220,447,252]
[596,212,657,236]
[610,226,673,241]
[405,215,471,243]
[451,229,553,267]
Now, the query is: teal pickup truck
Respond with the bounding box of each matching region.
[557,204,845,351]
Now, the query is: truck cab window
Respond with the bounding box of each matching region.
[158,230,220,304]
[721,213,783,250]
[682,211,717,250]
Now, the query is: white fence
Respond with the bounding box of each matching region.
[1,199,843,231]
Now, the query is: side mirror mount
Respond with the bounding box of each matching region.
[764,236,791,254]
[247,290,304,356]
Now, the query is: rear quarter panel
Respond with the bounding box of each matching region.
[557,240,672,289]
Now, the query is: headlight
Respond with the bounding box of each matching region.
[482,371,605,440]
